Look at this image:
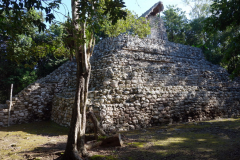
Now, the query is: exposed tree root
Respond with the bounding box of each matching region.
[85,134,123,150]
[86,111,123,150]
[87,111,108,137]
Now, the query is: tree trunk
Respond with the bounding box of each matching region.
[8,84,13,126]
[63,0,89,159]
[63,61,87,160]
[87,111,108,137]
[63,0,125,159]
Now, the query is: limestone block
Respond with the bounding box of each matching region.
[142,103,149,108]
[110,80,118,88]
[103,80,111,86]
[2,109,8,113]
[115,95,121,102]
[14,111,19,114]
[132,80,138,84]
[129,107,135,111]
[129,125,135,130]
[100,99,105,104]
[107,95,112,100]
[19,113,24,117]
[132,120,138,124]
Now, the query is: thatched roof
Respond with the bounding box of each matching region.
[140,1,164,18]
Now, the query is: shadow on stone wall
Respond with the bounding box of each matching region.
[0,61,77,127]
[2,34,240,133]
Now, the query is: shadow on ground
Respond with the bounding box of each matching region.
[1,118,240,160]
[0,120,68,160]
[0,120,69,136]
[89,118,240,160]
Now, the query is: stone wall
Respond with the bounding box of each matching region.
[148,15,168,40]
[2,34,240,131]
[50,34,240,132]
[140,1,168,40]
[0,104,8,126]
[0,61,76,126]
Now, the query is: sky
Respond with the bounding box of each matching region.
[50,0,191,25]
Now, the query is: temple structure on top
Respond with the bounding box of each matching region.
[140,1,168,40]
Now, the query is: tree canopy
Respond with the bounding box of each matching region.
[101,9,150,38]
[205,0,240,78]
[162,5,188,44]
[0,0,150,104]
[182,0,212,19]
[161,0,240,78]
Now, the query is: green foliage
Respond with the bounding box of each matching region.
[36,55,68,78]
[185,17,205,47]
[162,5,188,44]
[182,0,212,19]
[205,0,240,31]
[0,10,68,103]
[162,1,240,77]
[90,155,118,160]
[73,0,127,43]
[0,0,61,33]
[0,58,37,103]
[161,2,237,71]
[204,0,240,78]
[0,9,69,67]
[100,9,151,38]
[221,31,240,79]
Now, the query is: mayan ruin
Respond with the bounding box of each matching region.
[1,1,240,133]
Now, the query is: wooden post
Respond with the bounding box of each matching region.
[8,84,13,127]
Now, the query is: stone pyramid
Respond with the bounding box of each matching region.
[1,2,240,132]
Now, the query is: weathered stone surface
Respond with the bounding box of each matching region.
[47,34,240,132]
[1,3,240,132]
[0,61,77,126]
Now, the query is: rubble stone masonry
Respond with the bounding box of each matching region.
[2,2,240,131]
[1,34,240,131]
[32,34,240,131]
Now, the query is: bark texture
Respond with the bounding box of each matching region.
[62,0,124,159]
[88,111,108,137]
[63,0,90,159]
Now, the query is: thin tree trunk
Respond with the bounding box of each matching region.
[62,43,91,160]
[63,0,85,159]
[88,111,108,137]
[8,84,13,126]
[63,68,84,160]
[63,0,94,159]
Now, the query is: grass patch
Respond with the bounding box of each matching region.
[90,155,118,160]
[128,142,146,148]
[119,118,240,160]
[1,118,240,160]
[0,121,68,160]
[154,137,188,146]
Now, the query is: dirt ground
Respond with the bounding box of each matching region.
[1,118,240,160]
